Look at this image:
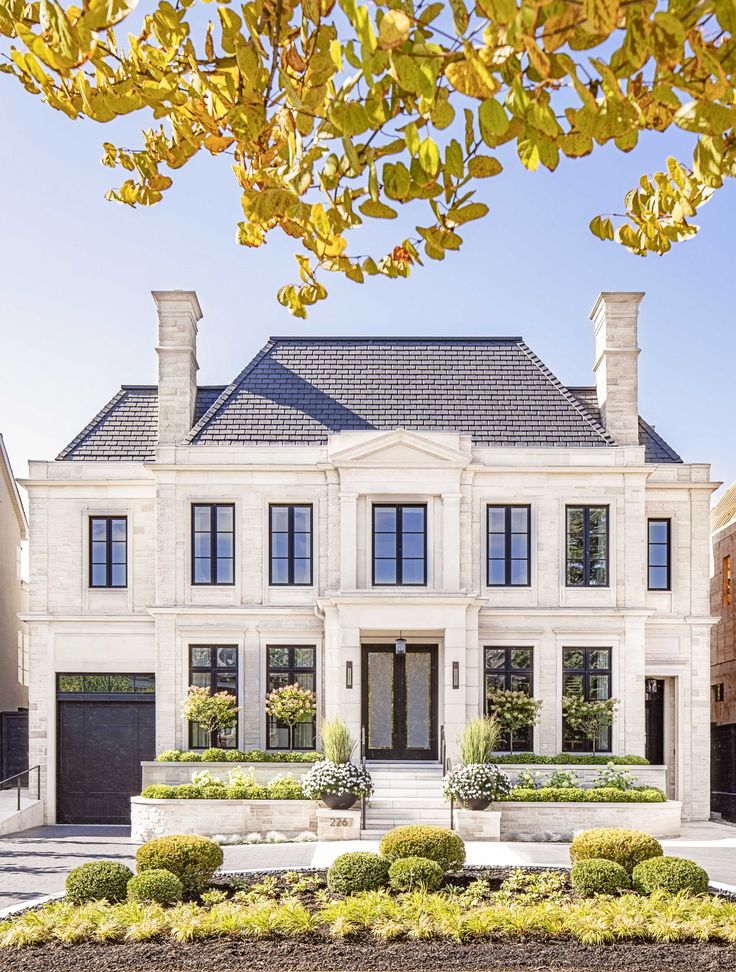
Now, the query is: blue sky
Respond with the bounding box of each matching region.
[0,74,733,497]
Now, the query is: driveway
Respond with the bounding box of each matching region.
[1,821,734,912]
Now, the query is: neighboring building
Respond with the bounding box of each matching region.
[711,483,736,819]
[24,290,717,825]
[0,434,29,779]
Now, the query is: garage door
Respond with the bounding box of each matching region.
[57,674,155,825]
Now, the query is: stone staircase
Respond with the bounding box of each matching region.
[361,761,449,838]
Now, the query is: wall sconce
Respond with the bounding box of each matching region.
[452,661,460,689]
[395,636,407,655]
[345,661,353,689]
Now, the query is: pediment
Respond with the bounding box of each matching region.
[328,429,472,468]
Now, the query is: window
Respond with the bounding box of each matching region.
[266,645,316,750]
[373,504,426,586]
[562,647,612,752]
[17,631,28,687]
[647,519,671,591]
[724,555,732,607]
[192,504,234,585]
[89,516,127,588]
[713,683,725,704]
[56,673,155,694]
[566,506,609,587]
[484,647,534,751]
[269,505,313,585]
[188,646,238,748]
[487,505,530,586]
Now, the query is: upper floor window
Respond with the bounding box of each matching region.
[647,519,671,591]
[484,647,534,751]
[270,505,313,586]
[192,504,234,585]
[487,505,530,586]
[89,515,127,588]
[566,505,609,587]
[724,555,732,607]
[189,645,238,749]
[562,647,612,752]
[372,504,426,586]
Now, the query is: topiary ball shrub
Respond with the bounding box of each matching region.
[66,860,133,904]
[571,858,631,897]
[136,835,223,895]
[388,856,444,892]
[379,825,465,872]
[569,828,662,874]
[127,868,183,905]
[632,856,709,895]
[326,851,390,894]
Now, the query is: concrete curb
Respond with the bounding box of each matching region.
[0,892,64,920]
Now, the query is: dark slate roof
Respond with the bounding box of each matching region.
[568,387,682,464]
[57,338,681,461]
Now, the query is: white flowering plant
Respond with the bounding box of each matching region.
[442,763,512,806]
[546,768,580,789]
[301,759,374,799]
[591,762,637,791]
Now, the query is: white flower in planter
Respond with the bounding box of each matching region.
[443,763,512,804]
[301,760,373,798]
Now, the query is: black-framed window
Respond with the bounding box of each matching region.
[57,673,154,695]
[562,647,612,752]
[648,519,671,591]
[373,504,426,586]
[487,505,530,586]
[192,504,234,585]
[89,516,127,588]
[566,505,609,587]
[484,647,534,751]
[724,555,732,608]
[266,645,317,750]
[188,645,238,749]
[269,505,313,586]
[713,683,725,704]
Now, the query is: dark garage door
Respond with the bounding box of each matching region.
[57,674,155,824]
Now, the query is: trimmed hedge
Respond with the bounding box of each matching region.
[389,856,444,892]
[570,828,663,874]
[503,786,666,803]
[136,835,223,895]
[66,861,133,904]
[326,852,390,894]
[571,858,631,897]
[493,753,649,766]
[127,869,183,904]
[632,856,709,895]
[141,778,305,800]
[155,749,323,763]
[379,825,465,871]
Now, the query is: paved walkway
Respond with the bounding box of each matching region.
[1,821,734,912]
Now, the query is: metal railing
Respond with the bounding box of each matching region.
[360,725,367,831]
[440,725,454,831]
[0,765,41,812]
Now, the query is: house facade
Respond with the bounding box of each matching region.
[24,290,716,825]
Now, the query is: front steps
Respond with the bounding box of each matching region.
[362,761,450,837]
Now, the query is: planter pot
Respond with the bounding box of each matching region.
[321,792,358,810]
[463,798,491,811]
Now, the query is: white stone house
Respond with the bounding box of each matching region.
[24,290,716,825]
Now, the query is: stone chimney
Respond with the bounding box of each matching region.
[589,291,643,447]
[153,290,203,445]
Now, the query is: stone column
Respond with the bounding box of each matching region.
[444,624,467,762]
[339,493,358,591]
[442,493,461,591]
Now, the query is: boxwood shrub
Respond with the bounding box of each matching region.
[155,749,323,763]
[503,787,665,803]
[136,835,223,895]
[571,858,632,897]
[141,778,305,800]
[326,852,390,894]
[66,861,133,904]
[632,856,709,895]
[388,856,444,892]
[379,825,465,871]
[127,868,183,904]
[493,753,649,765]
[570,828,663,873]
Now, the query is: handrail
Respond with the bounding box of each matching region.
[0,765,41,812]
[360,726,367,832]
[439,726,454,831]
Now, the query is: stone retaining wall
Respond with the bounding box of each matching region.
[130,797,318,842]
[141,761,312,788]
[500,764,667,791]
[499,799,681,840]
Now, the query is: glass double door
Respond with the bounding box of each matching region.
[362,645,438,760]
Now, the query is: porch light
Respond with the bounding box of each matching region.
[345,660,353,689]
[395,637,407,655]
[452,661,460,689]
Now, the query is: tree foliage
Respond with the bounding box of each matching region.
[182,685,239,746]
[562,694,619,753]
[2,0,735,314]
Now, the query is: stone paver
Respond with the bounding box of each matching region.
[1,820,734,912]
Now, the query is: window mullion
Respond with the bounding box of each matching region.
[106,519,113,587]
[505,507,511,586]
[288,506,294,585]
[583,508,590,586]
[396,506,403,585]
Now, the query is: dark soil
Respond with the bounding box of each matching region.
[9,936,736,972]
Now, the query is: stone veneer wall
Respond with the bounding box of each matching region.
[499,800,681,840]
[130,797,318,842]
[501,764,667,791]
[141,762,312,788]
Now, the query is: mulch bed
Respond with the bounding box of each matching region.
[8,937,736,972]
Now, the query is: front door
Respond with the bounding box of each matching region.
[362,645,438,760]
[645,678,665,765]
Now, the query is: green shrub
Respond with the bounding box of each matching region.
[141,785,179,799]
[66,861,133,904]
[492,753,649,766]
[388,856,444,892]
[504,787,665,803]
[267,775,305,799]
[136,835,223,895]
[571,859,631,897]
[570,828,663,873]
[379,825,465,871]
[127,868,183,904]
[226,783,267,799]
[201,747,229,761]
[326,852,390,894]
[155,748,323,764]
[156,750,185,762]
[632,856,709,895]
[179,751,203,762]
